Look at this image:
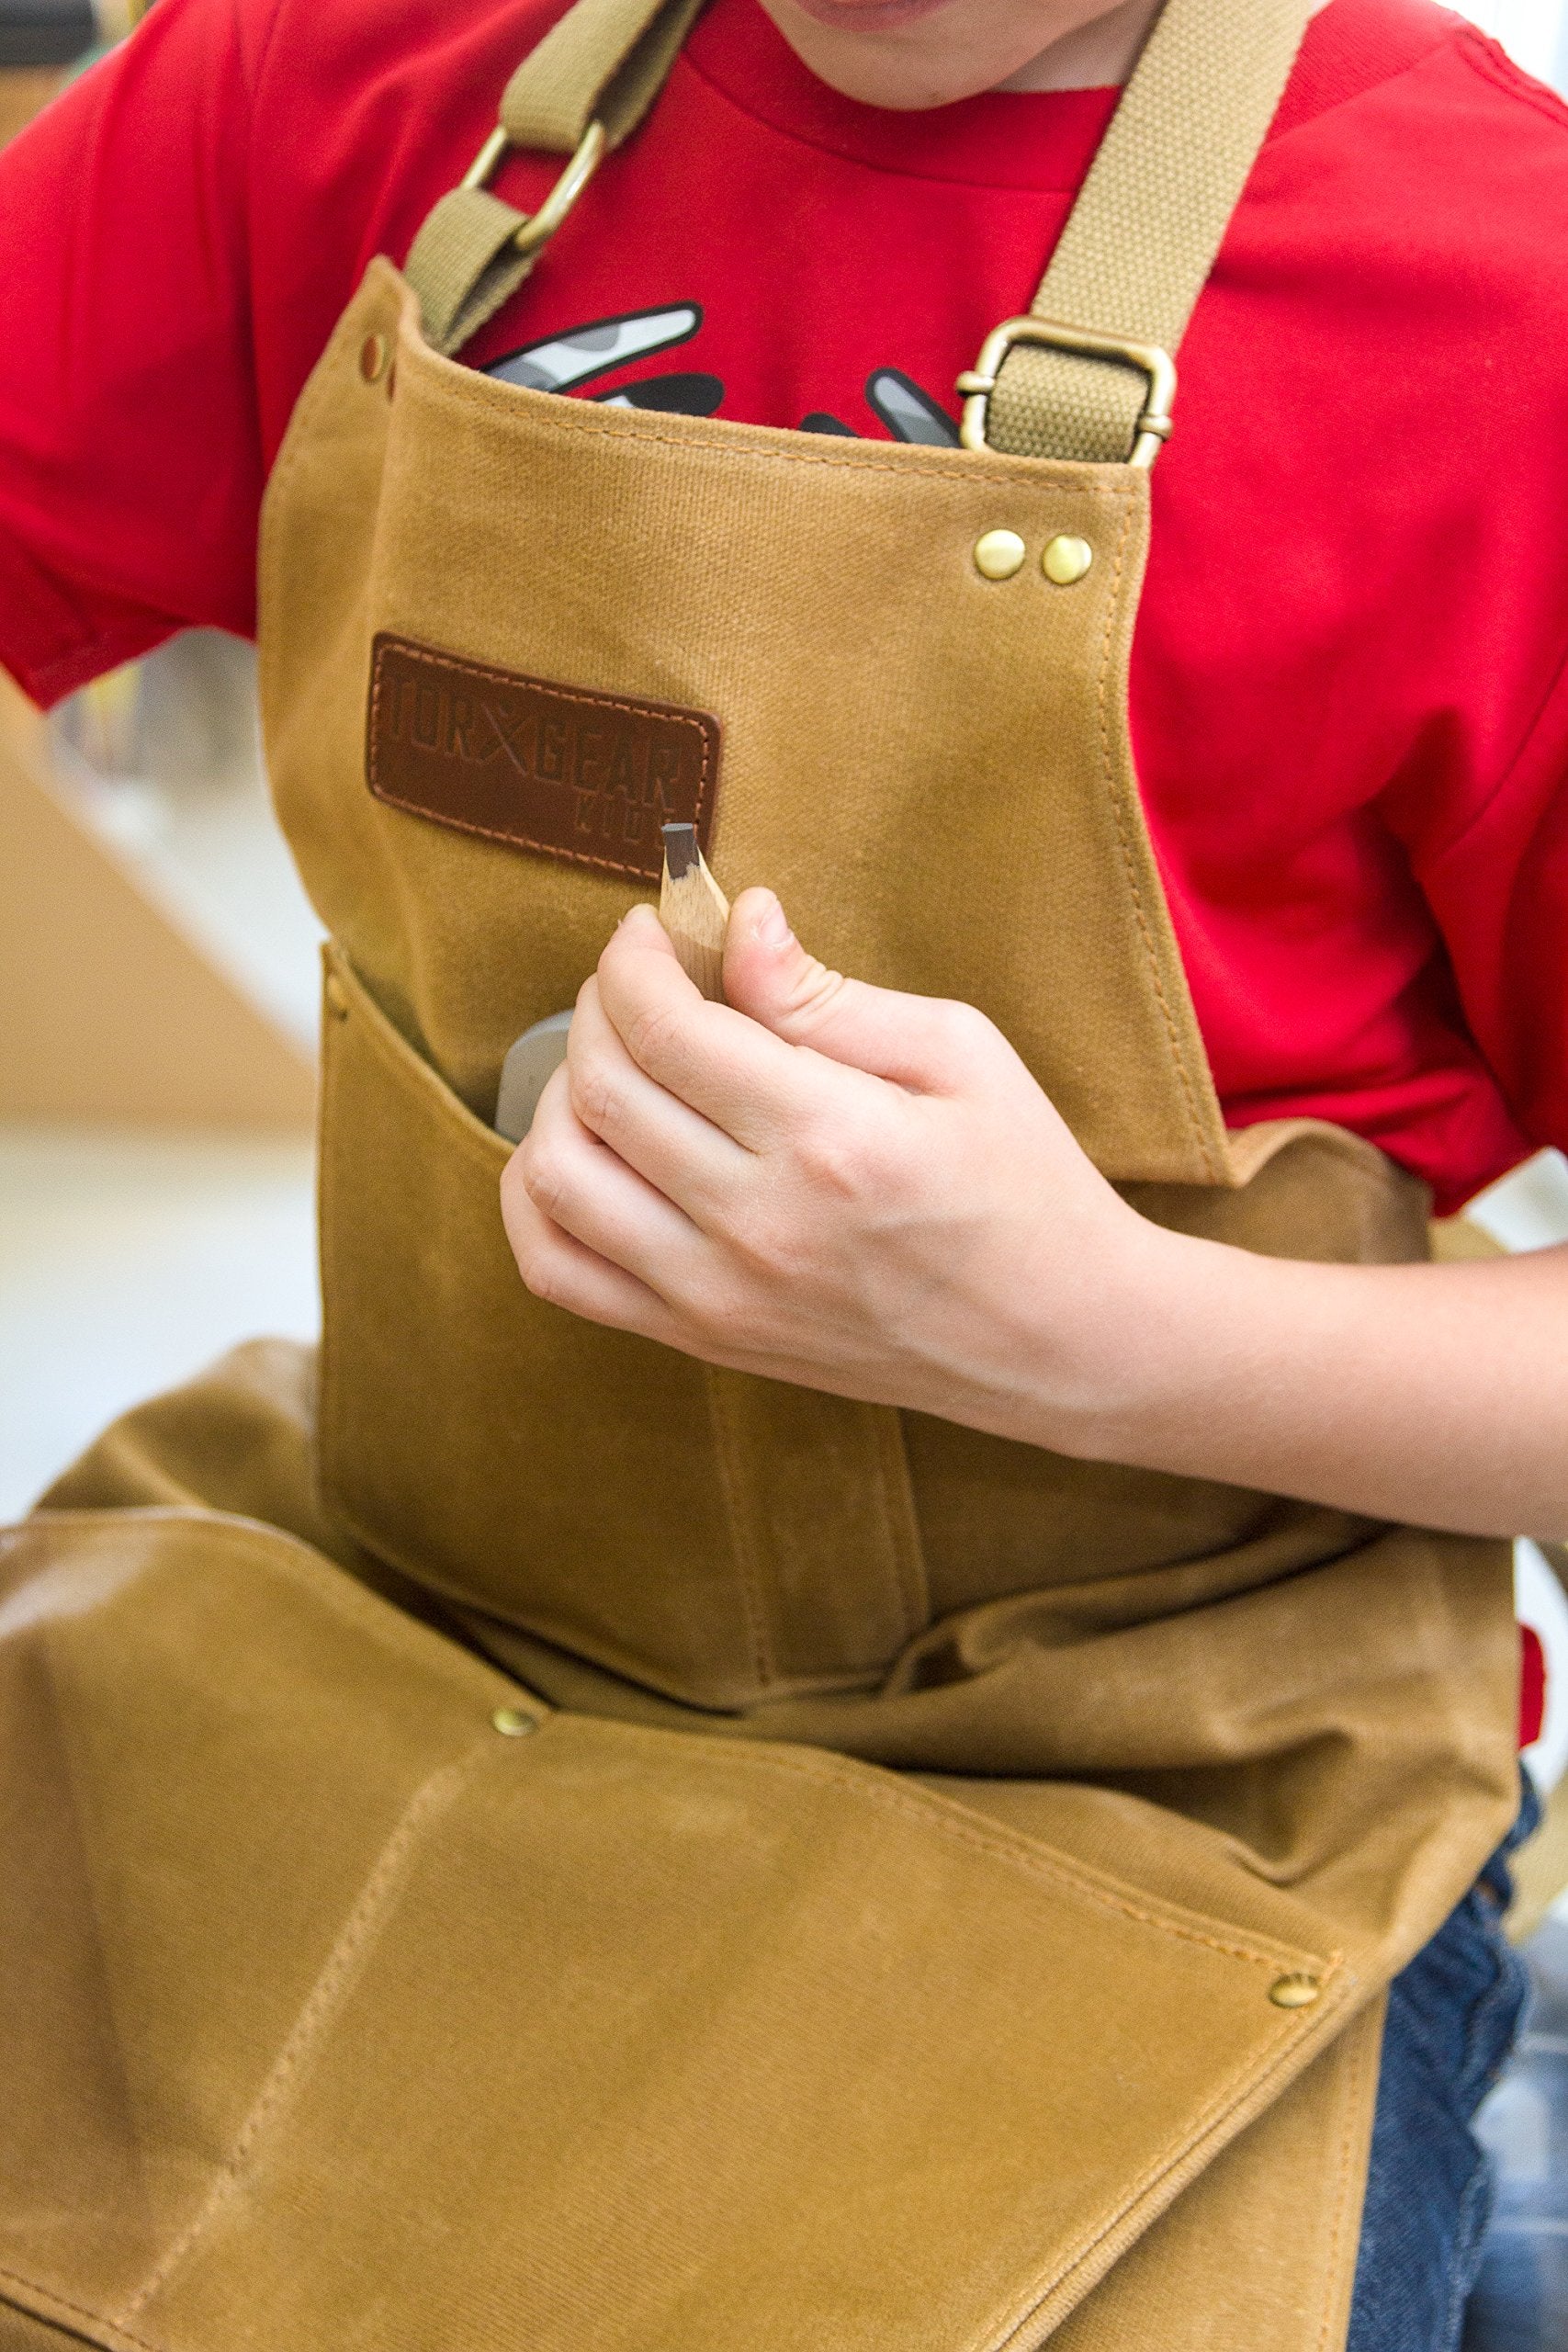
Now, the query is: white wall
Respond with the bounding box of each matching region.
[1455,0,1568,88]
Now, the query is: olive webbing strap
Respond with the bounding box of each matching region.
[989,0,1314,462]
[406,0,1311,463]
[500,0,705,147]
[406,0,704,356]
[405,186,544,356]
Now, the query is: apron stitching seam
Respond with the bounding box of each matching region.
[316,986,345,1501]
[377,640,718,738]
[0,1983,1340,2352]
[1314,1998,1382,2352]
[112,1741,491,2330]
[329,956,503,1171]
[416,348,1141,494]
[16,1509,1334,1974]
[704,1372,777,1687]
[977,1989,1359,2351]
[366,636,717,885]
[0,2267,154,2352]
[619,1724,1337,1971]
[1092,493,1224,1184]
[257,288,396,689]
[870,1407,927,1644]
[365,785,680,882]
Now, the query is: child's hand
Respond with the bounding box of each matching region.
[500,891,1160,1450]
[502,892,1568,1541]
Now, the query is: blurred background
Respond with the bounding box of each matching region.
[3,6,327,1521]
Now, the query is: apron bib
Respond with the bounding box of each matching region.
[0,2,1521,2346]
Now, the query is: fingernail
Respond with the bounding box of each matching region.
[756,894,794,950]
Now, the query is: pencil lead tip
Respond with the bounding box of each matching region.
[661,822,698,880]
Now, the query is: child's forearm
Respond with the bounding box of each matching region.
[1075,1232,1568,1540]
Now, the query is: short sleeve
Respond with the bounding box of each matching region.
[1415,647,1568,1163]
[0,0,267,706]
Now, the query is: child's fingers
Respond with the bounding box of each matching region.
[596,904,860,1148]
[722,888,1003,1097]
[499,1161,682,1343]
[566,976,748,1222]
[514,1065,703,1283]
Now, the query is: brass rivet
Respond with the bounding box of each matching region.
[1269,1973,1323,2009]
[1043,534,1094,586]
[323,973,349,1022]
[973,528,1026,582]
[358,332,389,385]
[491,1706,537,1738]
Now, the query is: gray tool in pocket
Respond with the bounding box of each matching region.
[493,1009,574,1142]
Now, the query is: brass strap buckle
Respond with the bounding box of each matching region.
[460,119,608,259]
[956,316,1177,468]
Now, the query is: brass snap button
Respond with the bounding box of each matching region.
[491,1706,538,1738]
[323,973,349,1022]
[1269,1973,1323,2009]
[1043,534,1094,586]
[973,529,1026,582]
[358,331,389,385]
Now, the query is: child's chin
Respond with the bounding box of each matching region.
[773,0,964,40]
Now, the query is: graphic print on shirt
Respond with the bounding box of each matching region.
[484,303,720,415]
[484,307,959,444]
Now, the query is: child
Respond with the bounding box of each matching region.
[1,1,1564,2346]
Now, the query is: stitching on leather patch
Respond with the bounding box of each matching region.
[366,633,719,882]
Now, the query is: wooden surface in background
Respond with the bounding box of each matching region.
[0,67,68,148]
[0,676,316,1130]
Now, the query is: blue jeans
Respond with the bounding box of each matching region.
[1345,1778,1538,2352]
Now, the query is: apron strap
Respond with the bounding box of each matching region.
[406,0,705,356]
[405,0,1312,464]
[500,0,706,148]
[982,0,1314,462]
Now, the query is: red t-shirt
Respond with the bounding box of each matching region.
[3,0,1568,1213]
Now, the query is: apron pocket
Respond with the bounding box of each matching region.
[316,946,923,1707]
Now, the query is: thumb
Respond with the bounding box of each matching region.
[722,888,988,1092]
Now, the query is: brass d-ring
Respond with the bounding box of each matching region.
[460,119,608,260]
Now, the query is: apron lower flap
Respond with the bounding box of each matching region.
[0,1506,1354,2352]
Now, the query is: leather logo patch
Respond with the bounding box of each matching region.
[366,634,719,882]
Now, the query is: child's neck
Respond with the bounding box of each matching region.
[758,0,1166,110]
[1001,0,1166,91]
[761,0,1334,109]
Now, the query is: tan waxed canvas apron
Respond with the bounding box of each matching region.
[0,1,1524,2347]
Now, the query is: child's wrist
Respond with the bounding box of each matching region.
[1014,1211,1222,1469]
